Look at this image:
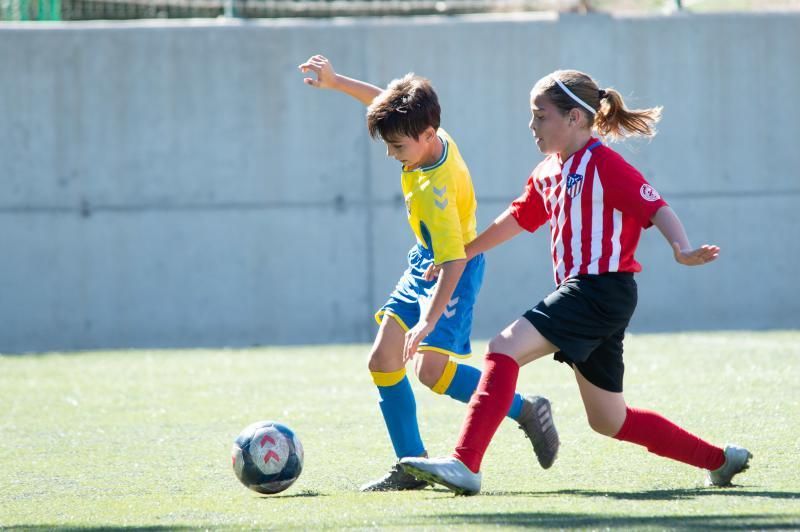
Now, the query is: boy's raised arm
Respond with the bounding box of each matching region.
[298,54,382,106]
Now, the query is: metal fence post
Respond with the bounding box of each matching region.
[223,0,235,17]
[38,0,62,19]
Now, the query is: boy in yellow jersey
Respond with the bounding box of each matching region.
[299,55,560,491]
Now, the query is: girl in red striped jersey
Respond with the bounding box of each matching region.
[399,69,751,495]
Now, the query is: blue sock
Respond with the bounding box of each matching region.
[374,374,425,459]
[445,362,524,420]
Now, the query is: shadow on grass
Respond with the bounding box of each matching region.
[258,489,326,499]
[480,487,800,501]
[413,511,799,530]
[2,528,195,531]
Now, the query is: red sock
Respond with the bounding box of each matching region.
[614,406,725,470]
[453,353,519,473]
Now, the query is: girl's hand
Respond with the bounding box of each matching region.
[403,320,435,363]
[422,263,441,281]
[298,55,337,89]
[672,242,720,266]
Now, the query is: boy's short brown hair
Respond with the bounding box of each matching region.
[367,73,441,142]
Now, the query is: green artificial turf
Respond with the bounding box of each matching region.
[2,331,799,530]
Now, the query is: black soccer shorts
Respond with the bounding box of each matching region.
[523,272,637,393]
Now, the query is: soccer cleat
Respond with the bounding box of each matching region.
[516,395,560,469]
[400,456,482,496]
[359,462,431,492]
[706,444,752,487]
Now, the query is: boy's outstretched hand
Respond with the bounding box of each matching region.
[298,55,337,89]
[672,242,720,266]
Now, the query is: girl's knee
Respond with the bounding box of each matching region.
[486,327,545,361]
[587,418,616,437]
[486,334,506,355]
[586,411,625,437]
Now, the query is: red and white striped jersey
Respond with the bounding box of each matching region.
[510,138,667,285]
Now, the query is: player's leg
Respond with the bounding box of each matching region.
[573,360,751,487]
[410,254,516,418]
[572,364,627,436]
[452,319,557,472]
[415,351,524,420]
[413,252,558,467]
[414,347,559,469]
[409,252,498,409]
[401,273,636,494]
[360,314,429,492]
[401,318,557,494]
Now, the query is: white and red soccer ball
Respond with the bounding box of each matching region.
[231,420,304,494]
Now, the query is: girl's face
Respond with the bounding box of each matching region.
[529,92,573,156]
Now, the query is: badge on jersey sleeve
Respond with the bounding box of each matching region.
[640,184,661,202]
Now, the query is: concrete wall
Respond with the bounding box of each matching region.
[1,12,798,353]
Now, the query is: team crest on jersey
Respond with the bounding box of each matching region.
[640,184,661,202]
[566,173,584,198]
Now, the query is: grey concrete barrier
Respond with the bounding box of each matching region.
[0,12,798,352]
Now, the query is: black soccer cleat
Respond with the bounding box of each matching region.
[516,395,560,469]
[359,462,431,492]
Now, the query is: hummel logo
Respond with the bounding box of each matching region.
[434,198,449,210]
[433,185,447,197]
[443,297,459,318]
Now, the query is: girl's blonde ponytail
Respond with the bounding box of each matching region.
[595,87,662,141]
[534,70,662,141]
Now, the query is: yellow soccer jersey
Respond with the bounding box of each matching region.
[401,129,477,265]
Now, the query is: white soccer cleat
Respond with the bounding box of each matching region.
[706,444,752,487]
[400,456,482,496]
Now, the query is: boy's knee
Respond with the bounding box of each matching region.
[367,347,398,374]
[414,357,445,389]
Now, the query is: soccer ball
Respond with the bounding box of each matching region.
[231,420,304,494]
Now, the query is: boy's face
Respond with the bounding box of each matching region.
[384,127,438,170]
[529,92,572,156]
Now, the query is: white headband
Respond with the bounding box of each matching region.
[552,77,596,115]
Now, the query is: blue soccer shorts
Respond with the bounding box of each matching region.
[375,244,485,358]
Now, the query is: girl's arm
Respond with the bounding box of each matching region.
[423,208,524,282]
[651,206,720,266]
[298,55,381,106]
[464,208,525,260]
